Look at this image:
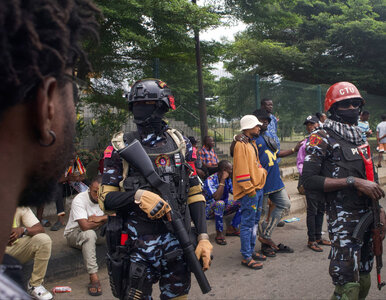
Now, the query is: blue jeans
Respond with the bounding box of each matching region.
[258,188,291,239]
[240,190,263,259]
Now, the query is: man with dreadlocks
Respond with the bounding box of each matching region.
[302,82,386,299]
[0,1,99,299]
[99,79,213,299]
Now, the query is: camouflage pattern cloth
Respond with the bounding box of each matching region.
[126,215,190,299]
[102,131,196,299]
[302,126,374,286]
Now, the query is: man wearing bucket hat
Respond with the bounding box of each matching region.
[233,115,267,269]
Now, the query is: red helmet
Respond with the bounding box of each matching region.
[324,82,364,112]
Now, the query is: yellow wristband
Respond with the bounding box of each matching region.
[219,183,225,186]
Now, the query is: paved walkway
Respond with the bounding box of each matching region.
[25,166,386,284]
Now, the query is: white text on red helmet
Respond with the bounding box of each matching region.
[339,87,355,95]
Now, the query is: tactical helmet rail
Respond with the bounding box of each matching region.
[127,79,176,111]
[324,82,364,112]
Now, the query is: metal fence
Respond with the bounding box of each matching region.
[77,75,385,161]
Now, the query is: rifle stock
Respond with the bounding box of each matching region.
[118,139,211,294]
[357,144,385,290]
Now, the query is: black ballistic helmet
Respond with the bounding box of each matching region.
[128,79,176,111]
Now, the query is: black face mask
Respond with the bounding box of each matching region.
[132,103,165,134]
[333,108,360,125]
[132,104,155,121]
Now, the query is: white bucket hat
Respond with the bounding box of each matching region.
[240,115,263,131]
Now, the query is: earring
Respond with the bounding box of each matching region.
[39,130,56,147]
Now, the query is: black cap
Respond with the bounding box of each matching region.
[303,115,319,125]
[253,109,271,123]
[188,136,198,145]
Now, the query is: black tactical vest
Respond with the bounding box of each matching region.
[322,128,370,210]
[122,131,191,235]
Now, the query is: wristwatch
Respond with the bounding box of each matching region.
[346,176,355,187]
[21,227,28,237]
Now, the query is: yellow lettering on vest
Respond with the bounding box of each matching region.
[265,150,277,167]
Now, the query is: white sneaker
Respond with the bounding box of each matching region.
[28,283,53,300]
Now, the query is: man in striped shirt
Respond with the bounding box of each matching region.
[199,136,219,168]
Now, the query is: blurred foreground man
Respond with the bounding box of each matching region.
[0,0,99,298]
[302,82,386,299]
[99,79,212,299]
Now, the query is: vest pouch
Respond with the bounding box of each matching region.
[123,176,150,192]
[105,215,123,254]
[106,251,125,299]
[340,144,368,162]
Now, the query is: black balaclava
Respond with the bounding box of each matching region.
[330,106,360,125]
[132,102,167,135]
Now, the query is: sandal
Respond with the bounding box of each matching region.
[241,257,263,270]
[88,281,102,296]
[308,242,323,252]
[225,231,240,236]
[276,243,294,253]
[50,221,64,231]
[261,244,276,257]
[316,239,331,246]
[258,236,279,250]
[252,252,267,261]
[40,219,51,227]
[215,237,227,245]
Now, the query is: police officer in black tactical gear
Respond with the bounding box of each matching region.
[98,79,213,300]
[301,82,386,299]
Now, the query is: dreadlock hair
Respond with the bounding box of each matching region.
[0,0,100,117]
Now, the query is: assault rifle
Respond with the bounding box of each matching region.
[117,139,211,294]
[352,143,385,290]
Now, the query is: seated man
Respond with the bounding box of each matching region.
[64,176,107,297]
[199,135,219,176]
[204,160,241,245]
[6,207,53,300]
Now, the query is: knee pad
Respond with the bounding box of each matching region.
[358,273,371,300]
[332,282,360,300]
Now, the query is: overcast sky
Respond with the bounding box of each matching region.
[197,0,246,42]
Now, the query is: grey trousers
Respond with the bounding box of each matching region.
[65,227,104,274]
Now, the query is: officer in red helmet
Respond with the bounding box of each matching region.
[99,79,212,299]
[301,82,386,299]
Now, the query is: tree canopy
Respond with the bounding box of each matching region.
[224,0,386,95]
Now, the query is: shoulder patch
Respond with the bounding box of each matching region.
[103,146,114,159]
[155,154,171,167]
[309,134,322,147]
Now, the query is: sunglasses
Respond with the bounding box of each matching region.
[337,99,363,109]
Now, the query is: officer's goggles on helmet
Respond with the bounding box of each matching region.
[337,99,363,109]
